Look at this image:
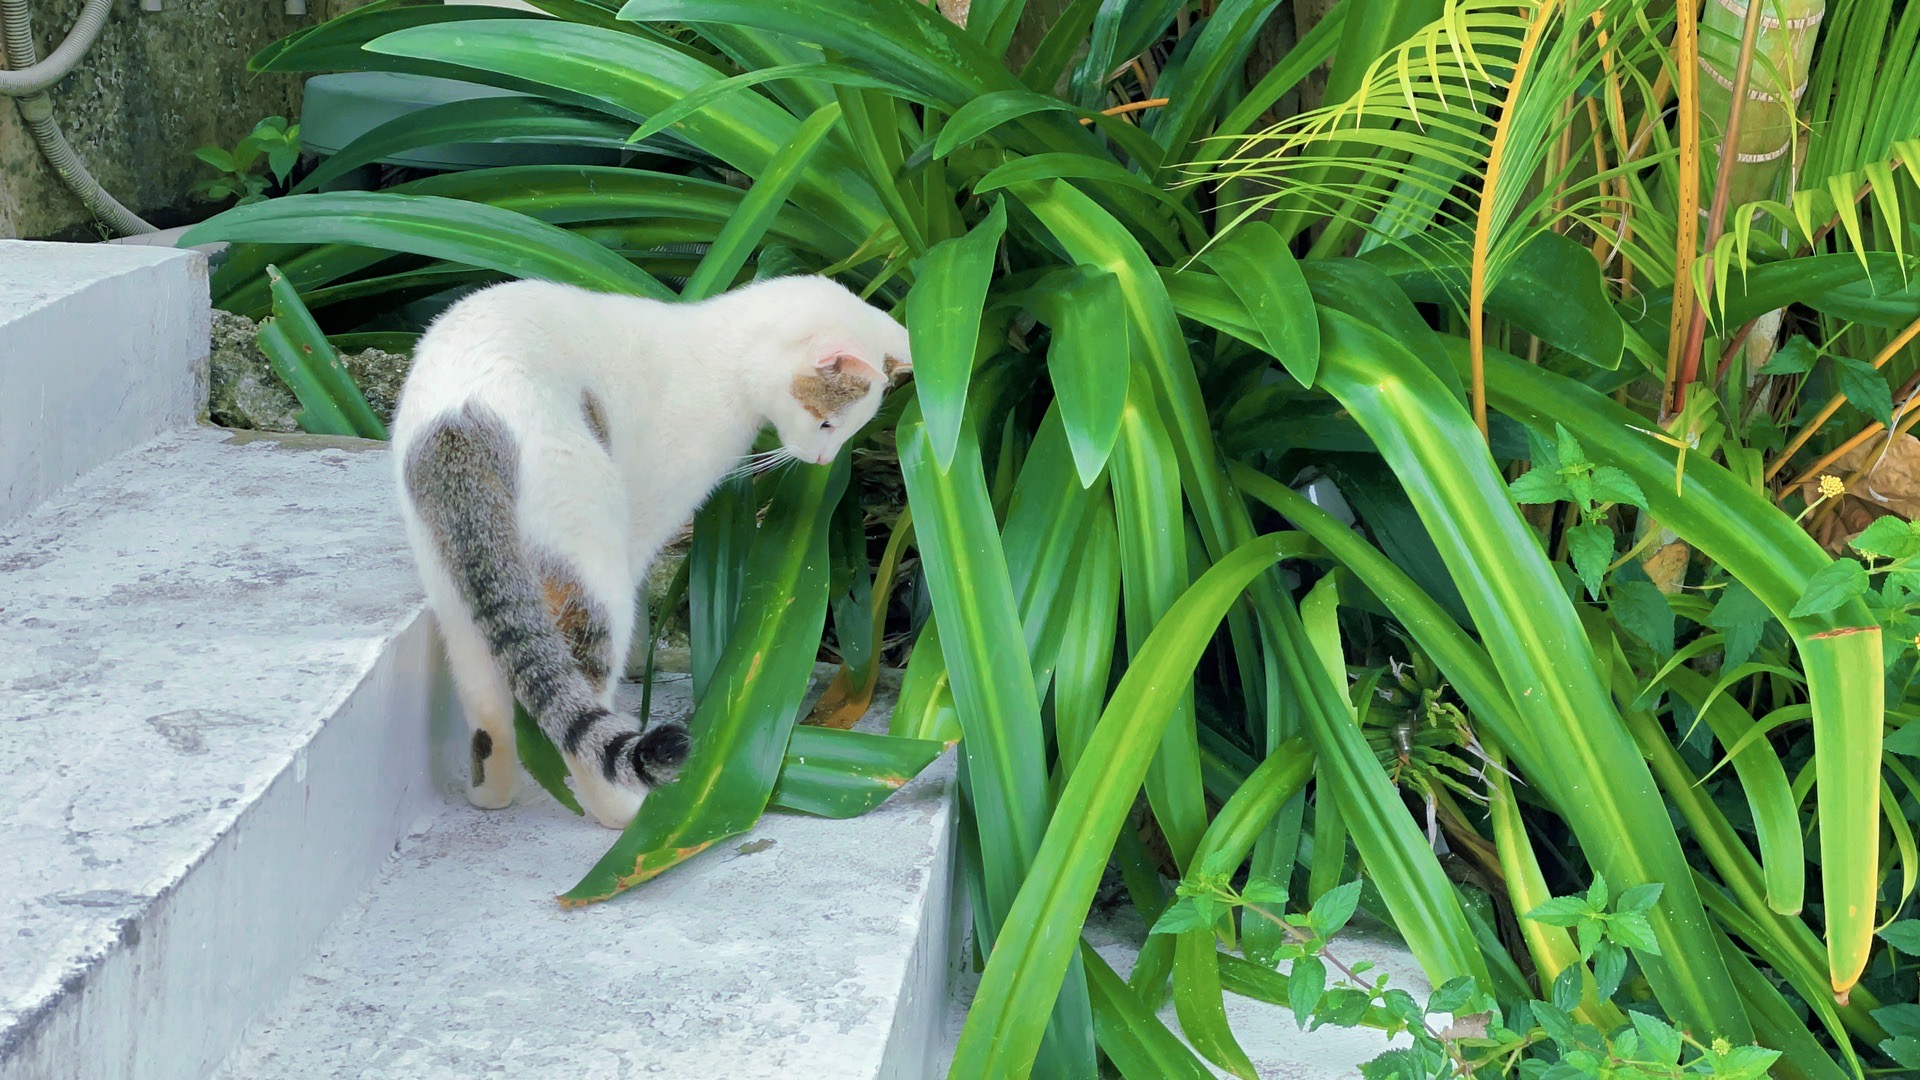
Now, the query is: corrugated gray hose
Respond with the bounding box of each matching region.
[1,0,155,235]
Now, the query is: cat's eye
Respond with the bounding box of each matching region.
[819,420,834,431]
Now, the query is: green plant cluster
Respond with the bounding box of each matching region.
[180,0,1920,1074]
[193,116,301,205]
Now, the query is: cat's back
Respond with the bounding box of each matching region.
[393,280,651,440]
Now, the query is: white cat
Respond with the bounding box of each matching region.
[391,275,910,828]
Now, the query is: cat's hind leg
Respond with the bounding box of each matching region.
[438,605,520,810]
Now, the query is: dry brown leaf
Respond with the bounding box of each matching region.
[1642,540,1690,594]
[1796,433,1920,553]
[804,666,876,729]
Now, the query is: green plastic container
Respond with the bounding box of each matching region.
[299,72,623,176]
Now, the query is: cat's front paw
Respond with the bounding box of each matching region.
[632,720,692,786]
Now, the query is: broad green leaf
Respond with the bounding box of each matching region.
[767,725,948,818]
[1082,943,1217,1080]
[1631,1011,1683,1065]
[898,402,1097,1072]
[1526,896,1591,928]
[562,458,845,904]
[682,102,844,299]
[1288,953,1326,1028]
[906,200,1007,470]
[1589,467,1645,509]
[1196,220,1320,388]
[183,192,672,298]
[1310,316,1751,1041]
[1308,880,1363,938]
[514,701,585,815]
[1362,230,1625,371]
[1020,267,1129,486]
[949,535,1296,1077]
[362,19,883,243]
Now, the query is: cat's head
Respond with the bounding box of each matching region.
[754,276,911,466]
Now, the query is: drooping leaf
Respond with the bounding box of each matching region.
[907,199,1008,470]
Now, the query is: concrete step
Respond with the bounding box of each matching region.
[933,905,1430,1078]
[212,678,960,1080]
[0,428,440,1080]
[0,240,209,526]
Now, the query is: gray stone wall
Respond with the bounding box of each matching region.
[0,0,318,239]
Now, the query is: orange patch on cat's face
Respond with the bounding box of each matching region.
[790,368,874,419]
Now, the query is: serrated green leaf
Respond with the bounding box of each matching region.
[1588,467,1645,509]
[1850,515,1920,560]
[1705,582,1771,668]
[1242,880,1289,907]
[1836,355,1895,429]
[1567,522,1614,600]
[1878,920,1920,956]
[1608,911,1661,954]
[1790,558,1871,618]
[1289,953,1326,1028]
[1874,1003,1920,1038]
[1426,976,1477,1015]
[1551,964,1584,1012]
[1591,939,1626,1000]
[1309,880,1363,938]
[1630,1011,1682,1064]
[1525,895,1590,927]
[1884,1036,1920,1068]
[1555,424,1589,469]
[1611,581,1676,658]
[1615,882,1663,915]
[1885,722,1920,759]
[1509,466,1573,504]
[1758,335,1817,375]
[1151,896,1214,935]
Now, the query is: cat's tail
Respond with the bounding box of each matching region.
[401,403,691,791]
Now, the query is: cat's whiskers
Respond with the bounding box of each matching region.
[723,449,798,481]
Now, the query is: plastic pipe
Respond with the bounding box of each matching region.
[0,0,111,96]
[1,0,156,234]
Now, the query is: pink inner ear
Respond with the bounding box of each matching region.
[821,351,883,381]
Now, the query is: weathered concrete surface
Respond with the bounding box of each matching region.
[0,240,207,524]
[216,677,961,1080]
[0,0,313,239]
[935,906,1429,1078]
[0,428,444,1080]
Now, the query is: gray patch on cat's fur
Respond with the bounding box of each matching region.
[471,729,492,787]
[581,389,612,452]
[402,403,688,791]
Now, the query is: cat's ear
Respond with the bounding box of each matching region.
[882,353,912,385]
[818,352,884,382]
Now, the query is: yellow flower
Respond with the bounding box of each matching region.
[1818,475,1847,500]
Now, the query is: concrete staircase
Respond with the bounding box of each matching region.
[0,240,958,1080]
